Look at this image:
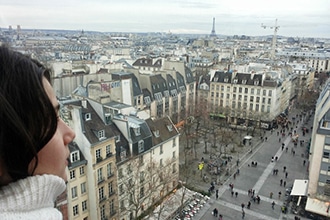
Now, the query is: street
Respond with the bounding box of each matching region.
[180,107,313,220]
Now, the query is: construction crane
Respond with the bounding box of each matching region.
[261,19,280,60]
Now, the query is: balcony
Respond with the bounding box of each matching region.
[98,177,105,184]
[96,156,103,163]
[106,152,113,158]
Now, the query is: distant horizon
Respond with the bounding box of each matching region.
[1,0,329,39]
[2,26,329,40]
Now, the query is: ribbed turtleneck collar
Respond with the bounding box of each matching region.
[0,174,66,211]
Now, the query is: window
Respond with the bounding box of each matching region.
[160,145,163,154]
[98,130,105,140]
[263,90,266,96]
[138,140,144,152]
[96,149,101,161]
[81,201,87,213]
[323,152,330,159]
[108,182,114,195]
[85,113,91,121]
[70,170,76,179]
[100,205,106,220]
[239,87,242,93]
[106,144,111,157]
[71,151,79,163]
[107,163,112,177]
[244,88,248,93]
[251,88,254,94]
[268,98,271,104]
[97,168,103,183]
[81,182,87,194]
[242,79,247,84]
[79,166,85,175]
[73,205,79,216]
[99,187,105,201]
[173,151,176,159]
[110,199,115,215]
[173,139,176,148]
[268,90,272,96]
[133,126,141,136]
[257,89,260,95]
[160,158,163,167]
[71,186,78,199]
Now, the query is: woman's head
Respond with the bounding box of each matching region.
[0,45,75,186]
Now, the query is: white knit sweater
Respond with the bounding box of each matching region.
[0,174,66,220]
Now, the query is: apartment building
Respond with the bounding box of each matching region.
[208,70,292,129]
[306,79,330,217]
[63,99,122,220]
[67,142,89,220]
[132,58,196,124]
[112,114,180,219]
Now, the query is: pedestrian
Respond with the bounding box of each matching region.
[231,191,234,197]
[270,192,273,199]
[280,179,283,186]
[272,201,275,209]
[285,147,288,152]
[283,166,286,172]
[216,193,219,199]
[235,192,238,197]
[0,45,76,219]
[285,172,288,178]
[242,210,245,219]
[293,150,295,156]
[241,203,245,209]
[247,201,251,209]
[219,214,223,220]
[265,137,268,141]
[278,191,282,199]
[303,160,306,166]
[283,181,286,187]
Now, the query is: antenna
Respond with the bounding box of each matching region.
[261,19,280,60]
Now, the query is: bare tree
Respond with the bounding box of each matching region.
[119,158,177,220]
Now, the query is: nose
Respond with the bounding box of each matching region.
[60,118,76,144]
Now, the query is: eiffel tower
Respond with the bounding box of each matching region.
[210,17,217,38]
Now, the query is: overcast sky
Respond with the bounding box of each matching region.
[1,0,330,38]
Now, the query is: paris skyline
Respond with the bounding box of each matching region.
[1,0,330,38]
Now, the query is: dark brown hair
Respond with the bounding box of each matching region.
[0,45,58,182]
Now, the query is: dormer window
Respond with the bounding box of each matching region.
[98,130,106,140]
[70,151,80,163]
[154,92,162,102]
[254,80,259,86]
[170,89,177,97]
[153,130,160,137]
[115,135,120,143]
[167,124,173,132]
[214,77,218,82]
[233,78,238,84]
[133,126,141,136]
[242,79,247,84]
[144,96,151,105]
[164,90,169,97]
[85,113,91,121]
[224,77,229,83]
[180,86,186,93]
